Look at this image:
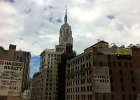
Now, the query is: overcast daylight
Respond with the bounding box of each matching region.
[0,0,140,77]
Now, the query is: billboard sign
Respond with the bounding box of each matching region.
[0,60,23,96]
[94,66,111,93]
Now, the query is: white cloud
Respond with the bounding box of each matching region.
[0,0,140,56]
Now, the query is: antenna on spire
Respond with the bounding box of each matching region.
[66,5,67,15]
[64,5,67,24]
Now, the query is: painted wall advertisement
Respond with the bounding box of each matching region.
[94,66,111,93]
[0,60,23,96]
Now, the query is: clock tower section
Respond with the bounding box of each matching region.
[59,8,73,46]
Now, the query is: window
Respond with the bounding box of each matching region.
[81,79,85,84]
[120,78,124,83]
[132,86,136,91]
[20,57,22,62]
[48,54,50,58]
[108,62,111,67]
[111,95,114,100]
[109,69,112,75]
[129,95,132,100]
[86,56,88,60]
[87,78,91,83]
[129,62,132,67]
[122,94,125,100]
[86,63,89,68]
[83,95,86,99]
[111,86,114,92]
[88,55,91,59]
[108,55,111,60]
[16,56,19,60]
[87,86,91,92]
[121,86,124,91]
[88,94,92,100]
[134,95,137,100]
[89,62,91,67]
[118,62,122,67]
[120,70,123,75]
[110,78,113,83]
[103,95,106,100]
[113,62,116,67]
[125,62,128,67]
[90,86,92,91]
[99,62,103,66]
[81,87,85,92]
[130,70,134,75]
[131,78,134,83]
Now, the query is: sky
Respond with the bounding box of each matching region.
[0,0,140,77]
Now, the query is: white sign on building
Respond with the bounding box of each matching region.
[94,66,111,93]
[0,60,23,96]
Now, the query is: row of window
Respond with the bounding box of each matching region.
[67,62,91,73]
[110,77,135,84]
[103,94,137,100]
[66,94,92,100]
[67,86,92,93]
[67,78,91,86]
[46,82,58,86]
[45,95,56,100]
[48,54,60,58]
[45,87,57,93]
[45,91,57,95]
[67,70,92,80]
[109,69,134,75]
[108,62,132,68]
[16,56,23,62]
[111,85,136,92]
[68,54,91,67]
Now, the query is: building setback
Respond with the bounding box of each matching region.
[31,8,75,100]
[0,44,31,100]
[57,44,76,100]
[65,41,140,100]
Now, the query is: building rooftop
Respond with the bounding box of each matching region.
[103,48,132,55]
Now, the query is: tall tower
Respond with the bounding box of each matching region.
[59,8,73,46]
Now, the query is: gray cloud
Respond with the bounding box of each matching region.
[5,0,15,3]
[107,15,115,20]
[0,0,140,56]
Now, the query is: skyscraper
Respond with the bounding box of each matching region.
[59,8,73,46]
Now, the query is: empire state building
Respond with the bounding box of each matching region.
[59,8,73,46]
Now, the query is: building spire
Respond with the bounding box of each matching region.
[64,6,67,24]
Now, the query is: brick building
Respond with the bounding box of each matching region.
[65,41,140,100]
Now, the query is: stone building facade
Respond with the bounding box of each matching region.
[31,48,63,100]
[66,51,93,100]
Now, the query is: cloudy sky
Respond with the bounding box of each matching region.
[0,0,140,77]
